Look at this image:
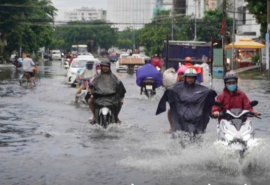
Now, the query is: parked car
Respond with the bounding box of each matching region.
[50,50,62,60]
[116,53,129,72]
[37,51,52,61]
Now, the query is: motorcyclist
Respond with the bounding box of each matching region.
[136,59,162,94]
[156,68,217,134]
[184,57,203,83]
[151,54,163,69]
[212,72,260,117]
[75,61,96,103]
[89,60,126,123]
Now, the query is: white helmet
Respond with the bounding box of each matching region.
[184,68,197,77]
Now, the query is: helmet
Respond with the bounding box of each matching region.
[224,72,238,83]
[177,65,187,75]
[86,61,94,70]
[100,60,111,67]
[184,68,197,77]
[185,57,192,62]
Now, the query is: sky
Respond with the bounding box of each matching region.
[51,0,107,21]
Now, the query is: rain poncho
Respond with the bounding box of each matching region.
[156,81,217,133]
[136,63,162,88]
[90,70,126,114]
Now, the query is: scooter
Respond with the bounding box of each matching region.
[140,77,156,98]
[64,59,69,70]
[76,79,90,104]
[212,101,261,157]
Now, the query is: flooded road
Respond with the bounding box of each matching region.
[1,61,270,185]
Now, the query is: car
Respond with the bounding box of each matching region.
[116,53,129,72]
[50,50,62,60]
[37,51,52,61]
[108,53,118,63]
[65,58,100,86]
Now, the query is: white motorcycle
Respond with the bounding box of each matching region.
[64,59,69,70]
[213,101,261,157]
[94,106,116,129]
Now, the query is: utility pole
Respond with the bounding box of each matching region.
[194,0,197,41]
[222,0,228,73]
[171,3,174,40]
[231,0,236,71]
[267,0,270,79]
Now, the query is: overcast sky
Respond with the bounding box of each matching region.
[51,0,107,20]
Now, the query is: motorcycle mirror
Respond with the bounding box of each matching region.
[214,101,223,107]
[250,100,258,107]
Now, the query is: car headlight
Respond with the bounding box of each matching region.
[225,134,234,141]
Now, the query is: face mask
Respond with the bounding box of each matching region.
[97,69,101,74]
[227,84,237,92]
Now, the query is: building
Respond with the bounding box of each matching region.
[234,0,261,41]
[64,7,106,22]
[107,0,156,31]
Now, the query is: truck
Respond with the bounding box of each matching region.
[162,40,213,86]
[71,45,89,55]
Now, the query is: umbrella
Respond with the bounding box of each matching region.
[226,38,265,49]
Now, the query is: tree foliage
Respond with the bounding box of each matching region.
[246,0,267,37]
[196,10,233,42]
[0,0,57,58]
[53,20,118,51]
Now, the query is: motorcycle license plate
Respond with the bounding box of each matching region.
[146,85,153,90]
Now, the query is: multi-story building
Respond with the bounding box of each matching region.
[173,0,261,40]
[234,0,261,40]
[64,7,106,22]
[107,0,156,31]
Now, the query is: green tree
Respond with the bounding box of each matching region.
[0,0,57,59]
[139,10,171,56]
[246,0,267,37]
[53,20,118,51]
[196,10,233,42]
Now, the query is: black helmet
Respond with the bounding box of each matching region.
[86,61,94,70]
[100,60,111,67]
[224,72,238,83]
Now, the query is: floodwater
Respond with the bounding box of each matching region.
[1,61,270,185]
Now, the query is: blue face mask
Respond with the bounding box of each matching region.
[227,84,237,92]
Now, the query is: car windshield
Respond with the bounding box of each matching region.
[53,51,60,54]
[78,47,88,53]
[71,60,87,68]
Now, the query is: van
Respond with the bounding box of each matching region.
[50,50,61,60]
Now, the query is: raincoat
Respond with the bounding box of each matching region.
[136,63,162,88]
[211,88,253,113]
[90,70,126,115]
[156,81,217,133]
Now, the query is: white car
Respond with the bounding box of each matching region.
[50,50,62,60]
[65,58,100,86]
[116,53,129,72]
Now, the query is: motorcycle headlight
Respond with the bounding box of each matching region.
[242,134,251,141]
[225,134,234,141]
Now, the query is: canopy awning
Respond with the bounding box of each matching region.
[226,38,265,49]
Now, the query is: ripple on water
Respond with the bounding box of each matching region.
[118,132,270,184]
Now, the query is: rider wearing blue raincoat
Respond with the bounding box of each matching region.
[136,62,163,88]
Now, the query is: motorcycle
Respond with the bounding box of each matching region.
[212,101,261,157]
[76,79,90,104]
[94,106,116,129]
[140,77,156,98]
[64,59,69,70]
